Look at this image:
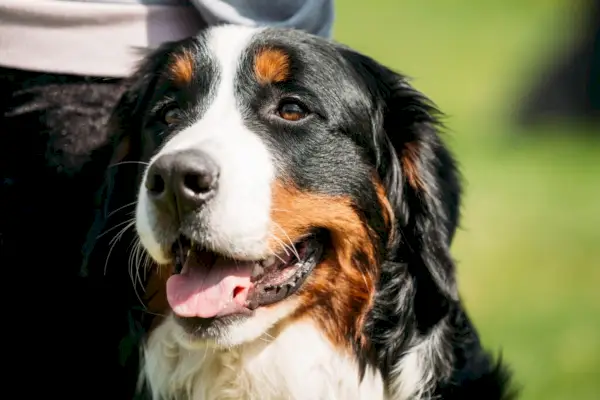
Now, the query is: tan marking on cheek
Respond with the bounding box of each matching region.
[298,255,377,352]
[168,49,194,86]
[144,265,173,332]
[254,47,290,85]
[269,181,373,260]
[269,180,379,352]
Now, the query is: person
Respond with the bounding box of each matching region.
[0,0,334,78]
[0,1,334,398]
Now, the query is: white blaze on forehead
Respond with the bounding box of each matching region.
[157,25,263,155]
[136,25,276,261]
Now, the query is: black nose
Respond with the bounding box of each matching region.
[145,149,219,217]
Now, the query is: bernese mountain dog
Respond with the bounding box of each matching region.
[103,25,515,399]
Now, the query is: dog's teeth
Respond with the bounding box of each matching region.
[247,300,259,310]
[262,255,277,269]
[251,263,264,278]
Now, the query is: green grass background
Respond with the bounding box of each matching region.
[333,1,600,399]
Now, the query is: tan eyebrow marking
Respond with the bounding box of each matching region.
[254,47,290,85]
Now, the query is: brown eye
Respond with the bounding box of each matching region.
[277,100,309,121]
[162,106,182,126]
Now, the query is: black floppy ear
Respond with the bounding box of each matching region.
[80,43,175,277]
[341,49,462,330]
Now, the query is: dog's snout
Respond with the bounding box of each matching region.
[145,149,219,215]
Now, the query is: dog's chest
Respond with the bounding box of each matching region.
[149,322,384,400]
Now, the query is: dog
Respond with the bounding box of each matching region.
[104,24,515,399]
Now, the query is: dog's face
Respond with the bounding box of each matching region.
[111,25,460,351]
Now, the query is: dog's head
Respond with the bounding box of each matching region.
[108,25,461,351]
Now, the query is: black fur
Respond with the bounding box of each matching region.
[338,50,514,398]
[342,51,515,399]
[0,68,146,398]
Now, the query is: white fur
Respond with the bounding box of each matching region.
[142,314,385,400]
[388,322,453,400]
[136,25,275,264]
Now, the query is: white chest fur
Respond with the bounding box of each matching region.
[143,317,385,400]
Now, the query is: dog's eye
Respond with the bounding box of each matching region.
[161,105,182,126]
[277,100,309,121]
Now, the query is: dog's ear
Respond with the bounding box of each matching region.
[340,49,462,330]
[80,43,175,277]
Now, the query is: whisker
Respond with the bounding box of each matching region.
[272,222,301,260]
[131,240,142,288]
[269,208,292,213]
[270,223,292,255]
[109,160,150,168]
[267,232,288,254]
[143,309,166,318]
[267,235,292,264]
[261,331,275,343]
[128,238,146,307]
[109,219,136,247]
[107,200,138,219]
[142,251,153,283]
[134,240,145,292]
[258,336,273,344]
[103,219,136,275]
[127,239,136,282]
[98,218,136,240]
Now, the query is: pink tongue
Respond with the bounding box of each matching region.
[166,252,254,318]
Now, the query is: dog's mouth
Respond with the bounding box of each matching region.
[166,233,323,321]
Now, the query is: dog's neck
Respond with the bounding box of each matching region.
[142,315,385,400]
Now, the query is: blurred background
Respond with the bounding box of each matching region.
[333,0,599,399]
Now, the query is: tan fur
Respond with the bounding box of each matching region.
[169,49,195,86]
[269,180,379,352]
[254,47,290,85]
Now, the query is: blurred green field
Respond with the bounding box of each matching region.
[334,1,600,399]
